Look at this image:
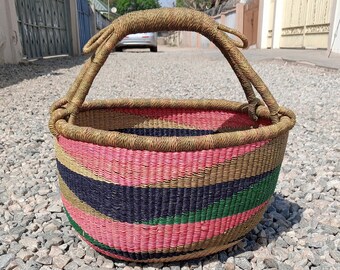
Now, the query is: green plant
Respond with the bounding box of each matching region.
[116,0,160,14]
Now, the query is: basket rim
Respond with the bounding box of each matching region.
[52,98,296,152]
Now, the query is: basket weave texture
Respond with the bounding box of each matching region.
[49,8,296,263]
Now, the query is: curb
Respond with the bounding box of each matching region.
[273,57,340,71]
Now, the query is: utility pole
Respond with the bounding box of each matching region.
[107,0,110,20]
[92,1,96,33]
[328,18,340,57]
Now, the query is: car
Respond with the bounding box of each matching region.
[115,32,158,52]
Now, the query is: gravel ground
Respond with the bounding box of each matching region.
[0,47,339,270]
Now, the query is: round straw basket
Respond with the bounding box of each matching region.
[49,8,296,263]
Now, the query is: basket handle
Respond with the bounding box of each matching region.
[50,8,279,134]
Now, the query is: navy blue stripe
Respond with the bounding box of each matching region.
[58,161,276,223]
[110,128,215,137]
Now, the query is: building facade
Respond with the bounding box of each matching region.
[0,0,111,64]
[257,0,340,54]
[168,0,340,54]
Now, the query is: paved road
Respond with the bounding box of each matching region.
[159,45,340,70]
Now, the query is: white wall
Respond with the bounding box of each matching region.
[225,11,237,29]
[177,10,237,49]
[329,0,340,54]
[259,0,339,51]
[272,0,283,48]
[257,0,271,48]
[0,0,22,64]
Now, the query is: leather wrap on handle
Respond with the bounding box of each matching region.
[50,8,280,136]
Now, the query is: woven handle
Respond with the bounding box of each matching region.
[50,8,280,135]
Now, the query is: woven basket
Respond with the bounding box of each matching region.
[49,8,296,263]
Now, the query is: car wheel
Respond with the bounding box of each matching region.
[150,46,158,52]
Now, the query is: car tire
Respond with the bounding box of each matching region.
[150,46,158,52]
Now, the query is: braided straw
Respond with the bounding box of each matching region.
[49,7,296,151]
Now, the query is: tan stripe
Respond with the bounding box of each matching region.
[75,110,199,131]
[59,176,266,254]
[56,132,288,188]
[76,109,257,132]
[56,143,111,185]
[150,133,288,188]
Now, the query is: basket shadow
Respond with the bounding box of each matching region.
[0,55,87,89]
[196,193,303,265]
[101,194,302,267]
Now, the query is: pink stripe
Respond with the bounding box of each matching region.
[58,136,269,186]
[63,196,267,253]
[113,108,270,130]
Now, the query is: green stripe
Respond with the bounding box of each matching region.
[65,209,112,251]
[145,167,280,225]
[66,210,196,260]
